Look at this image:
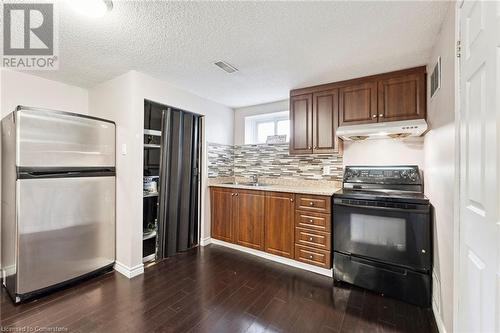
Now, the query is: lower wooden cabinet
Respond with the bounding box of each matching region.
[294,244,331,268]
[210,187,332,269]
[235,190,265,250]
[264,192,295,258]
[294,227,331,251]
[210,187,235,243]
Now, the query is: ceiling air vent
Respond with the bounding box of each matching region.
[214,61,238,74]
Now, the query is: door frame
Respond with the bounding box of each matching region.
[452,1,462,331]
[453,1,500,331]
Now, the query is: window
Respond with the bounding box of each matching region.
[244,111,289,144]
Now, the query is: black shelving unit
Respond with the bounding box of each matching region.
[143,101,163,262]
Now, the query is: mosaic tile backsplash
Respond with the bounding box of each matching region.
[207,143,234,178]
[207,143,343,182]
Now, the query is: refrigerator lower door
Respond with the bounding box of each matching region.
[16,176,115,296]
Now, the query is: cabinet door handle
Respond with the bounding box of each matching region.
[235,193,239,196]
[231,193,235,196]
[313,146,317,149]
[372,114,377,118]
[290,198,294,202]
[379,114,384,117]
[308,146,311,149]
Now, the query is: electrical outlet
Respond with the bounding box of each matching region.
[323,166,331,175]
[121,144,127,156]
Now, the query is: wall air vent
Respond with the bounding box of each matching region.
[214,61,238,74]
[430,57,441,98]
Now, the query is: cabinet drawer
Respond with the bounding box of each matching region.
[294,245,331,268]
[295,228,331,251]
[295,211,331,232]
[295,194,331,213]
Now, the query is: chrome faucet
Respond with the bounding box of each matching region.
[250,175,258,184]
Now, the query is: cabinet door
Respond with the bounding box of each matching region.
[265,192,295,258]
[235,190,265,250]
[378,72,426,121]
[339,81,378,125]
[210,188,235,243]
[313,89,341,154]
[290,94,313,154]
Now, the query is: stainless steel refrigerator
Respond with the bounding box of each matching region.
[1,106,116,303]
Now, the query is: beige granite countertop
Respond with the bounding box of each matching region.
[208,177,341,196]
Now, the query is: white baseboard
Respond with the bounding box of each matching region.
[200,237,212,246]
[114,261,144,279]
[432,301,447,333]
[210,238,333,277]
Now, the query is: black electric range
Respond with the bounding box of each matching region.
[333,166,432,307]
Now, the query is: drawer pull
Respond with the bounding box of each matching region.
[309,237,314,241]
[309,255,313,259]
[309,219,313,223]
[290,198,294,202]
[309,202,314,206]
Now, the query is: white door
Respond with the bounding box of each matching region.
[458,1,500,332]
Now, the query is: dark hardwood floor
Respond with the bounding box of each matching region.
[0,245,438,333]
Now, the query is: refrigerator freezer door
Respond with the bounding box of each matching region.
[16,176,115,294]
[16,108,115,168]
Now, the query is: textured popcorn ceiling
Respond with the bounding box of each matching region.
[32,1,449,108]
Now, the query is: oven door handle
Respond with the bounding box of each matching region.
[333,202,428,213]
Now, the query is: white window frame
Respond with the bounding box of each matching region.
[254,117,289,144]
[244,110,289,144]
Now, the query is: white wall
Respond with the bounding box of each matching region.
[89,70,234,273]
[424,4,456,333]
[342,138,425,168]
[234,99,288,145]
[0,70,90,268]
[88,72,136,270]
[1,69,89,116]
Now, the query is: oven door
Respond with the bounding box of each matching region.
[333,197,431,271]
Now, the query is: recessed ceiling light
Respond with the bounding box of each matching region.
[214,61,238,74]
[69,0,113,18]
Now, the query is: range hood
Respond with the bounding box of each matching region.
[337,119,428,141]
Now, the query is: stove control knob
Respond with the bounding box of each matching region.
[401,170,409,179]
[409,171,418,182]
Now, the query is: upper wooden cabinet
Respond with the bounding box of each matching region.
[290,90,342,155]
[290,94,313,154]
[339,81,378,126]
[313,89,341,154]
[378,71,426,121]
[290,66,427,154]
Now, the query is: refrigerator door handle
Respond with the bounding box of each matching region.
[18,168,116,179]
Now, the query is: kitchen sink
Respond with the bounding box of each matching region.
[222,182,269,187]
